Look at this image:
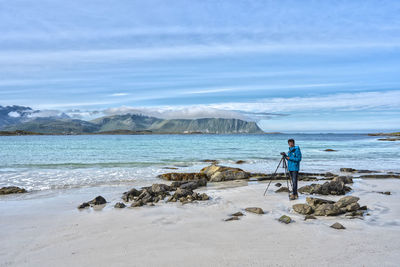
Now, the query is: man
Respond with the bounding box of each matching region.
[286,139,302,200]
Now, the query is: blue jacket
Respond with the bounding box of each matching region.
[287,146,302,171]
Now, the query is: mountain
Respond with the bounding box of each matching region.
[3,117,99,134]
[3,113,264,134]
[0,105,33,128]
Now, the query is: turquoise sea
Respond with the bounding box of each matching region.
[0,134,399,191]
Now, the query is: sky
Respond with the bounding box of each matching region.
[0,0,400,132]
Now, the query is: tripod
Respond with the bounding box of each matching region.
[263,155,293,199]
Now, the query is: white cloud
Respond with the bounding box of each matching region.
[110,93,129,97]
[8,111,20,118]
[102,106,249,120]
[208,90,400,113]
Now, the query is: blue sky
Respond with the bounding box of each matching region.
[0,0,399,132]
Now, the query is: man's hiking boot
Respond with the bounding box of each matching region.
[294,194,299,199]
[289,194,296,200]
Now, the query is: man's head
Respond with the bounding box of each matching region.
[288,139,295,147]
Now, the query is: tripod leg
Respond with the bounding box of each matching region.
[263,157,283,196]
[283,159,293,199]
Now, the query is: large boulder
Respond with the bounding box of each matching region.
[292,204,314,215]
[332,176,353,184]
[313,203,341,216]
[158,172,207,181]
[122,188,141,202]
[333,196,360,209]
[0,186,27,195]
[306,197,335,208]
[200,165,250,182]
[298,180,351,195]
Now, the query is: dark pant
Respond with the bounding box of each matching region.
[289,171,298,195]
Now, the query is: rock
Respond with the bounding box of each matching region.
[171,178,207,190]
[131,200,143,207]
[292,204,314,215]
[306,197,335,208]
[200,165,250,182]
[162,167,179,170]
[225,216,239,221]
[88,196,107,205]
[230,212,244,217]
[334,196,360,209]
[151,184,171,194]
[201,159,219,164]
[200,193,210,200]
[340,168,357,172]
[114,202,126,208]
[275,183,282,187]
[78,202,90,209]
[122,188,141,202]
[313,204,341,216]
[346,202,360,212]
[378,191,391,195]
[245,207,264,214]
[158,172,208,181]
[330,222,345,229]
[235,160,246,164]
[332,176,353,184]
[325,172,335,177]
[173,188,193,199]
[0,186,27,195]
[359,205,368,210]
[278,215,292,224]
[275,187,290,193]
[359,174,400,179]
[345,210,364,217]
[298,180,350,195]
[357,170,377,173]
[304,215,317,220]
[324,149,337,152]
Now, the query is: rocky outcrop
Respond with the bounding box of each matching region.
[167,188,209,204]
[298,180,351,195]
[292,204,313,215]
[0,186,27,195]
[170,178,207,190]
[158,172,207,181]
[292,196,366,217]
[200,165,250,182]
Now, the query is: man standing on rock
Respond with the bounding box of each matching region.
[286,139,302,200]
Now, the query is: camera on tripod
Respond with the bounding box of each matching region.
[280,152,287,157]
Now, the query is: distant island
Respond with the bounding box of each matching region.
[0,105,264,135]
[368,132,400,141]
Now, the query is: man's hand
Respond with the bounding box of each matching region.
[286,157,290,160]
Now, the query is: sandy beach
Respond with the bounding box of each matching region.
[1,177,399,267]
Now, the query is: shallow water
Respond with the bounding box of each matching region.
[0,134,399,191]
